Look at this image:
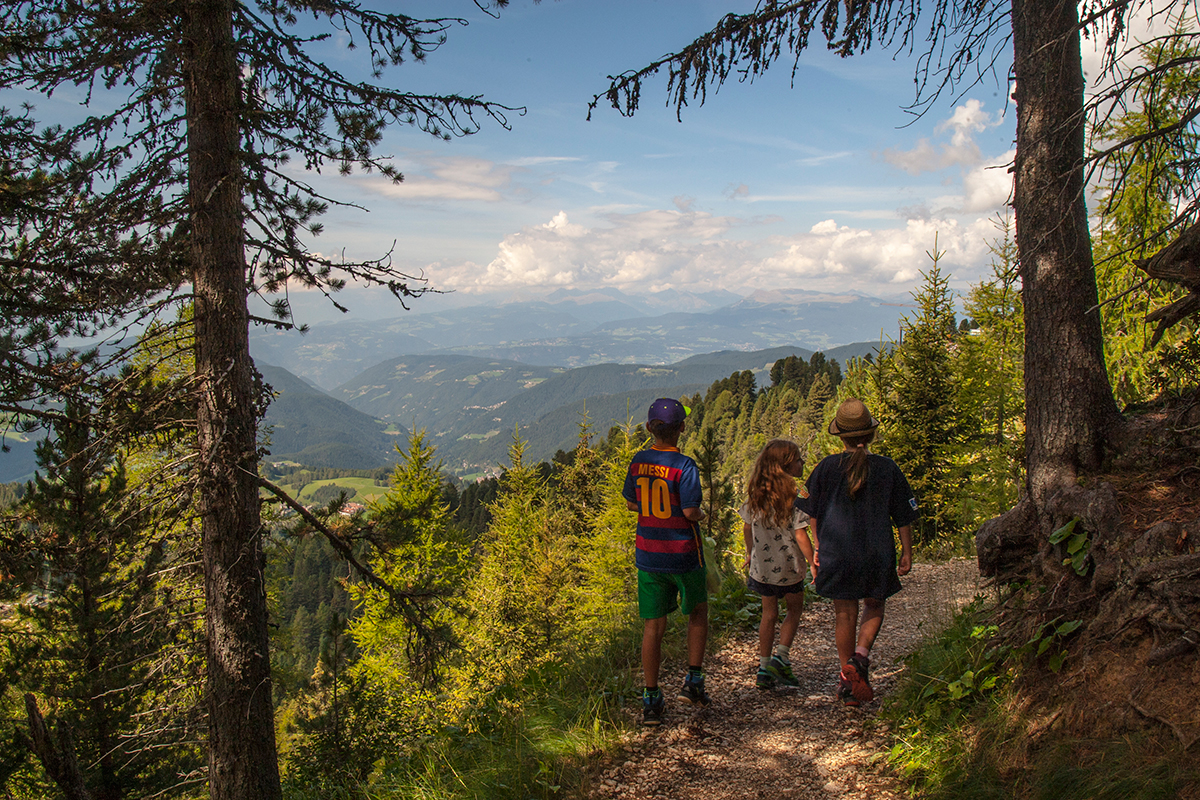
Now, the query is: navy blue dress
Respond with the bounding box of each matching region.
[797,452,919,600]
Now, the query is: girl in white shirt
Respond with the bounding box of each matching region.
[740,439,817,689]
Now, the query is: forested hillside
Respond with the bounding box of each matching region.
[319,343,881,473]
[259,364,407,469]
[6,2,1200,800]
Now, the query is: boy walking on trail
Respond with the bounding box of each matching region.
[622,398,708,727]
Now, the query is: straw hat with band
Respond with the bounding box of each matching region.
[828,398,879,438]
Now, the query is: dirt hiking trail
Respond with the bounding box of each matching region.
[584,559,985,800]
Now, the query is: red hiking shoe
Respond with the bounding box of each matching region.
[841,654,873,706]
[837,668,856,706]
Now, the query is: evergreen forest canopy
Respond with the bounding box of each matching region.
[3,1,1200,799]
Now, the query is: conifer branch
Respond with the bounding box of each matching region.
[257,474,447,608]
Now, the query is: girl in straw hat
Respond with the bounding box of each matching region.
[797,398,918,706]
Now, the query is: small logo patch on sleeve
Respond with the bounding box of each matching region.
[909,498,918,511]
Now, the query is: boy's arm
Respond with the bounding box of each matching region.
[807,517,820,569]
[680,458,704,523]
[622,463,638,512]
[897,524,912,575]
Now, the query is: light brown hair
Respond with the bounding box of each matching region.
[841,430,876,498]
[746,439,802,529]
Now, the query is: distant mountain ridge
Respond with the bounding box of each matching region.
[333,356,561,435]
[2,341,888,483]
[250,286,901,389]
[329,343,884,472]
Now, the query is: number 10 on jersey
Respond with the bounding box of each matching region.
[636,477,672,519]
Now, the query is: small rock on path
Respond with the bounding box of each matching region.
[583,559,985,800]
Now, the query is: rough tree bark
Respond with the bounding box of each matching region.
[1012,0,1122,506]
[979,0,1127,577]
[183,1,281,798]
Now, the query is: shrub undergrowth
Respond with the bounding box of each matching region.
[280,570,778,800]
[883,595,1198,800]
[283,624,641,799]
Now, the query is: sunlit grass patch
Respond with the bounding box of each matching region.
[296,476,389,503]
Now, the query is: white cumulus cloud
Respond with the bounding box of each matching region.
[959,150,1015,212]
[433,209,746,293]
[757,217,995,289]
[430,207,1005,297]
[882,100,1004,174]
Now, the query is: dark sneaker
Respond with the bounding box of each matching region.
[843,654,873,705]
[642,690,665,727]
[766,655,800,687]
[678,676,711,707]
[756,667,775,690]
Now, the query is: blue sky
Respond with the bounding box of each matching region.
[285,0,1022,316]
[17,2,1162,324]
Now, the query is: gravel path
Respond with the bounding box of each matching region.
[583,559,986,800]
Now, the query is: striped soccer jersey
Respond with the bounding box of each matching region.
[622,445,703,573]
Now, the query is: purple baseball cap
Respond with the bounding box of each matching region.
[647,398,690,425]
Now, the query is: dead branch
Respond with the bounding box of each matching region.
[1134,218,1200,343]
[1136,218,1200,289]
[257,474,445,610]
[1146,292,1200,346]
[22,694,93,800]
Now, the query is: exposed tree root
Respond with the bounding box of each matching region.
[1129,694,1200,751]
[977,399,1200,751]
[975,498,1036,579]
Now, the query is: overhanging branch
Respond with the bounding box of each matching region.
[257,474,446,610]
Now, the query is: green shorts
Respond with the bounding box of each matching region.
[638,568,708,619]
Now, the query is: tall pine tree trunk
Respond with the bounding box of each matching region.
[1012,0,1121,507]
[182,1,281,797]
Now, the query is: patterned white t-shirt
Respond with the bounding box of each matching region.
[739,500,811,586]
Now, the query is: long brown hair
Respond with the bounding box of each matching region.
[746,439,802,529]
[841,430,876,498]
